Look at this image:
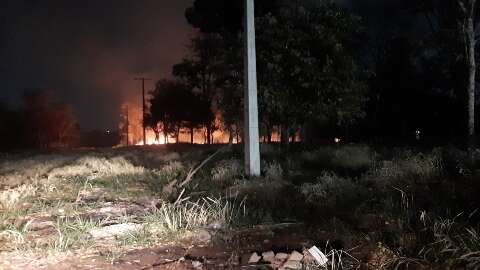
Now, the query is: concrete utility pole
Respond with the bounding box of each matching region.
[134,77,152,145]
[244,0,261,176]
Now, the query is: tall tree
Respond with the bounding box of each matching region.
[411,0,479,145]
[255,3,366,145]
[23,91,79,148]
[173,34,225,144]
[149,79,213,144]
[458,0,478,146]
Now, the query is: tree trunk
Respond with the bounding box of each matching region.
[175,127,180,144]
[206,125,212,145]
[467,15,476,147]
[227,125,234,145]
[163,128,168,144]
[266,125,272,143]
[190,127,194,144]
[281,125,290,149]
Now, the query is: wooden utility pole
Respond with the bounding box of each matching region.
[134,77,152,145]
[244,0,261,176]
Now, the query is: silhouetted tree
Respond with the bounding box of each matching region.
[23,91,79,148]
[0,102,22,150]
[149,80,213,144]
[173,34,225,144]
[408,0,479,145]
[255,3,366,145]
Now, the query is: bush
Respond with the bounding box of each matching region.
[144,197,246,234]
[264,161,283,181]
[211,159,243,183]
[149,161,186,193]
[332,145,373,171]
[367,151,443,188]
[299,145,373,175]
[438,147,480,176]
[300,172,364,210]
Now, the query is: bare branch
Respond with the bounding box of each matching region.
[179,147,224,187]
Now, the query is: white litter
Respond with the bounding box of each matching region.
[308,246,328,266]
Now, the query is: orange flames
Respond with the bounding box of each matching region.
[120,102,239,146]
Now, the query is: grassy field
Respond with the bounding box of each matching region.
[0,144,479,269]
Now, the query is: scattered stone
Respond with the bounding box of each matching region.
[192,260,203,269]
[248,252,261,264]
[275,253,289,262]
[281,260,302,270]
[98,206,127,215]
[76,187,104,203]
[288,251,303,262]
[262,251,275,263]
[25,219,55,231]
[88,223,143,239]
[181,229,212,244]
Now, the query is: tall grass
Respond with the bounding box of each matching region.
[0,184,37,211]
[144,197,246,235]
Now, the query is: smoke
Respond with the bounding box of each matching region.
[0,0,194,130]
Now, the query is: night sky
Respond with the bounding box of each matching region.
[0,0,194,131]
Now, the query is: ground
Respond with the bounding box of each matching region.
[1,144,479,269]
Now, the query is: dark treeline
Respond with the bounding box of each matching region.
[0,91,80,151]
[147,0,480,147]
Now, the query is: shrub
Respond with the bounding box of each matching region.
[368,151,443,188]
[144,197,246,234]
[438,147,480,176]
[149,161,186,193]
[299,145,373,175]
[264,161,283,181]
[211,159,243,182]
[332,145,373,171]
[300,172,363,210]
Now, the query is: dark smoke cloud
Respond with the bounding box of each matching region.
[0,0,194,130]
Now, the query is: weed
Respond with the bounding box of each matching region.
[264,161,283,181]
[300,172,363,210]
[49,217,102,252]
[0,184,37,211]
[119,229,153,247]
[211,159,243,182]
[144,196,246,236]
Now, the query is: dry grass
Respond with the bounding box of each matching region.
[145,196,246,235]
[0,184,37,211]
[0,145,478,269]
[367,151,443,188]
[211,159,243,182]
[48,155,144,179]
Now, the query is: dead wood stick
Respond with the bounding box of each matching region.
[179,147,224,188]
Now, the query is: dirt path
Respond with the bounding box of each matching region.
[6,223,371,270]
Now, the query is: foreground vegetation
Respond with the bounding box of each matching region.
[0,144,479,269]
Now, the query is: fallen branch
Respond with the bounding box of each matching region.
[179,147,224,188]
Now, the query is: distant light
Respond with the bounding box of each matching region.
[415,129,421,140]
[334,138,341,144]
[106,130,111,134]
